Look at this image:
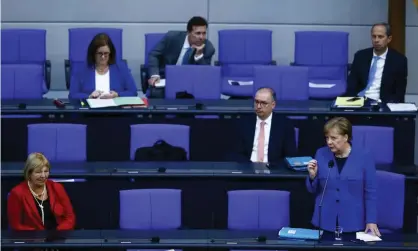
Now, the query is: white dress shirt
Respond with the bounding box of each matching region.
[95,70,110,94]
[365,48,388,101]
[250,113,273,163]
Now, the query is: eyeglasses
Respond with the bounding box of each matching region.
[254,100,271,107]
[96,52,110,57]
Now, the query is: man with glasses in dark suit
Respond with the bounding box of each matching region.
[230,87,297,163]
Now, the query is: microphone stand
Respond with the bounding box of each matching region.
[318,162,333,242]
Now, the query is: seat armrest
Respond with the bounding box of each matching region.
[65,59,71,90]
[140,64,149,93]
[44,60,52,89]
[290,62,296,66]
[269,60,277,65]
[214,61,221,66]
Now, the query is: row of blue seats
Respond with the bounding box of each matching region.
[1,28,350,99]
[24,123,393,164]
[2,64,335,100]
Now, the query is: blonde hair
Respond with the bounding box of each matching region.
[23,153,50,180]
[324,117,352,141]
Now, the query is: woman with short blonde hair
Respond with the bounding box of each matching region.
[8,153,76,230]
[306,117,380,236]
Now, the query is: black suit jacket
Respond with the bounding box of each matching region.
[147,31,216,77]
[346,47,408,103]
[230,114,297,163]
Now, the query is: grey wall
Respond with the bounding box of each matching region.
[1,0,417,92]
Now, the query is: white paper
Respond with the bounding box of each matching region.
[228,80,254,86]
[356,232,382,242]
[155,79,166,88]
[86,99,116,108]
[309,82,336,88]
[387,103,417,112]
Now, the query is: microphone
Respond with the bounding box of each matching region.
[318,160,334,241]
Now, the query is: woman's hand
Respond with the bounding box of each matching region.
[365,223,381,237]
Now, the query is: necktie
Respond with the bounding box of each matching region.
[182,47,193,65]
[257,121,266,162]
[358,56,380,96]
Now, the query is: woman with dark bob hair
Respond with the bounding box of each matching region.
[69,33,137,99]
[306,117,380,236]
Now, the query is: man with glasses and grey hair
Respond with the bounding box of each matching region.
[230,87,297,163]
[346,22,408,103]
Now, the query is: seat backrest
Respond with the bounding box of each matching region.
[376,171,405,230]
[27,123,87,161]
[294,31,349,66]
[144,33,166,65]
[165,65,221,99]
[218,30,272,64]
[1,29,46,64]
[130,124,190,160]
[1,64,44,99]
[352,126,394,164]
[228,190,290,230]
[307,65,347,81]
[68,28,123,62]
[253,66,309,101]
[119,189,181,229]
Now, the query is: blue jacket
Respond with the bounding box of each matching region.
[306,146,377,232]
[69,64,137,99]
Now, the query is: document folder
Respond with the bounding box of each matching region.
[285,157,312,171]
[278,227,322,240]
[333,97,365,108]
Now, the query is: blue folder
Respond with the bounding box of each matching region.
[278,227,323,240]
[285,157,313,171]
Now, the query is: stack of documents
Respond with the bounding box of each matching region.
[86,97,145,108]
[356,232,382,242]
[279,227,322,240]
[334,97,365,108]
[387,103,417,112]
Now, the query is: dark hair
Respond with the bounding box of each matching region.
[371,22,392,37]
[256,87,277,102]
[187,16,208,32]
[87,33,116,66]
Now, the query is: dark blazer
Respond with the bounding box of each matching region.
[306,146,377,232]
[7,180,76,230]
[230,114,297,163]
[346,47,408,103]
[147,31,215,77]
[69,64,138,99]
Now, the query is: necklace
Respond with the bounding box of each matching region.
[336,147,351,158]
[28,181,46,225]
[96,66,108,74]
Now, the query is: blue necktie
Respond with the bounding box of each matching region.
[181,47,193,65]
[358,56,380,96]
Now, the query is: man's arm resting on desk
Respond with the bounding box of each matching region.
[345,51,362,97]
[390,56,408,103]
[148,33,169,76]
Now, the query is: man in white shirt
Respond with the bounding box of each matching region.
[230,87,297,163]
[147,16,215,98]
[346,22,408,103]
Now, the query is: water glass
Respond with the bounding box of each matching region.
[334,226,343,241]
